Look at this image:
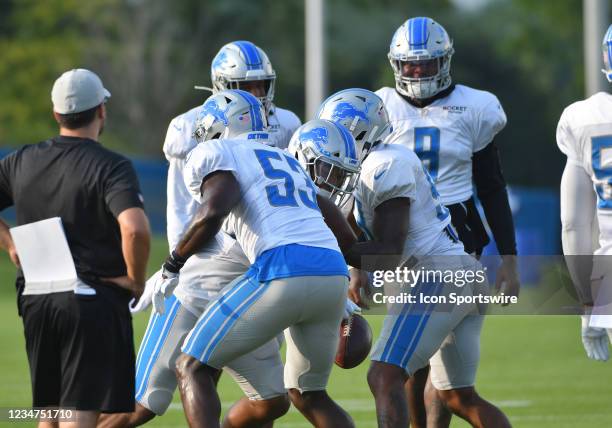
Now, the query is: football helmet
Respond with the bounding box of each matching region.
[317,88,392,160]
[211,41,276,112]
[602,24,612,82]
[388,17,454,99]
[288,119,360,207]
[193,89,268,143]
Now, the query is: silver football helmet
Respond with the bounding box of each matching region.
[602,24,612,82]
[193,89,268,143]
[288,119,360,208]
[317,88,392,160]
[388,17,454,99]
[211,41,276,112]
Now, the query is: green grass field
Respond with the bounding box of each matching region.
[0,238,611,427]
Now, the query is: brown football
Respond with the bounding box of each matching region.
[335,313,373,369]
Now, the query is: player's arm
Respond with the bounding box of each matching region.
[472,142,520,300]
[560,160,597,306]
[317,194,358,255]
[344,197,410,270]
[175,171,241,259]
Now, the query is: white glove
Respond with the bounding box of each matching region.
[581,312,610,361]
[129,270,161,313]
[152,267,180,315]
[343,298,362,320]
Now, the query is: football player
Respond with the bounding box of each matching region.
[167,40,300,251]
[161,112,359,427]
[377,17,520,427]
[98,92,290,428]
[98,41,301,428]
[557,24,612,361]
[315,88,513,428]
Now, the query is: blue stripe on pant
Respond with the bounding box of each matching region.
[135,295,181,401]
[379,282,443,369]
[181,272,269,364]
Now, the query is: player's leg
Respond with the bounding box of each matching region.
[423,375,452,428]
[367,361,409,428]
[403,365,429,428]
[284,276,354,428]
[98,294,198,428]
[430,314,511,428]
[369,281,458,428]
[177,273,293,428]
[403,366,453,428]
[222,338,289,427]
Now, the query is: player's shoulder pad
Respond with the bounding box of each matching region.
[374,87,396,102]
[271,106,302,131]
[163,105,203,160]
[183,138,236,202]
[452,84,503,111]
[362,144,418,181]
[560,92,612,128]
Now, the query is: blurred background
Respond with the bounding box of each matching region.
[0,0,609,253]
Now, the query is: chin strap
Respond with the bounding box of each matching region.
[396,83,456,108]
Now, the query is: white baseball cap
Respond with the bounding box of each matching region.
[51,68,111,114]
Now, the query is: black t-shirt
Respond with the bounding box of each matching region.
[0,136,144,281]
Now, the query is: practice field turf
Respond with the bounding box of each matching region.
[0,238,611,427]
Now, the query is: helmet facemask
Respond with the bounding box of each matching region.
[304,152,359,208]
[210,42,277,114]
[214,76,276,114]
[390,54,453,99]
[387,17,454,100]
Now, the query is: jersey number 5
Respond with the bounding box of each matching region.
[254,149,319,210]
[592,136,612,209]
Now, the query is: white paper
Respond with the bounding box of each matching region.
[10,217,78,293]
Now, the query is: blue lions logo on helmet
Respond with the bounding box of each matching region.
[300,127,333,156]
[212,51,229,70]
[200,99,229,126]
[331,102,370,125]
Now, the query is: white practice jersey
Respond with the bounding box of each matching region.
[376,85,507,205]
[267,105,301,150]
[163,103,301,248]
[184,139,341,262]
[353,143,462,258]
[557,92,612,254]
[161,103,298,310]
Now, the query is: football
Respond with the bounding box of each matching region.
[335,314,373,369]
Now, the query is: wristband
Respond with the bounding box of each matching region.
[163,250,188,274]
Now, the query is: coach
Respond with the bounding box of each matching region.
[0,69,150,426]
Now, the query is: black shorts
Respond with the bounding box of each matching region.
[20,284,135,412]
[446,197,490,256]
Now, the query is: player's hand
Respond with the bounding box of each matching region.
[343,298,362,320]
[152,251,187,314]
[581,311,610,361]
[348,268,371,309]
[495,255,520,306]
[129,270,161,313]
[152,266,179,315]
